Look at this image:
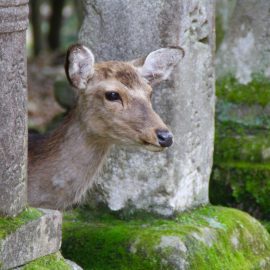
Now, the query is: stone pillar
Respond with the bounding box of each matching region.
[216,0,270,83]
[80,0,215,216]
[0,0,29,217]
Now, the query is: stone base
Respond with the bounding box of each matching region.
[0,208,62,270]
[62,206,270,270]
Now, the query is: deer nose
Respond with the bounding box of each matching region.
[156,129,173,147]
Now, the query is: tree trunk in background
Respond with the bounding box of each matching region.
[48,0,65,51]
[30,0,43,56]
[216,0,270,83]
[79,0,215,216]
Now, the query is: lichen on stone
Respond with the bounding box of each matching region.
[61,205,270,270]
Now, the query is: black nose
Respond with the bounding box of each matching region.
[156,129,173,147]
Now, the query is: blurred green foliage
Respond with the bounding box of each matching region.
[210,75,270,220]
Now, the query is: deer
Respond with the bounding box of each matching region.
[28,44,184,210]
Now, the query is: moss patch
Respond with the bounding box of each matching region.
[216,75,270,106]
[0,208,42,239]
[61,206,270,270]
[21,252,71,270]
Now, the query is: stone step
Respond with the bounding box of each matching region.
[0,208,62,270]
[61,206,270,270]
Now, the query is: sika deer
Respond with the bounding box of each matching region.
[28,44,184,210]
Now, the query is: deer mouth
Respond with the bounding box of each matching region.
[141,140,164,152]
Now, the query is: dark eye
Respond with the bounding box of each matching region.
[105,91,121,101]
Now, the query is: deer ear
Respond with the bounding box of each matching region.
[65,44,95,90]
[133,47,184,85]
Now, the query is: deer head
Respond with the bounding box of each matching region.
[65,44,184,152]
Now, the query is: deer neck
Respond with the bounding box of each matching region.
[28,110,111,209]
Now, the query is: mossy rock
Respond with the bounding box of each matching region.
[61,205,270,270]
[0,208,42,240]
[18,252,73,270]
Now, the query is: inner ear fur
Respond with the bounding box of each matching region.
[65,44,95,90]
[131,46,185,85]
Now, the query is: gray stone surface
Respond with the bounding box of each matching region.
[216,0,270,83]
[80,0,215,215]
[0,209,62,270]
[0,0,29,216]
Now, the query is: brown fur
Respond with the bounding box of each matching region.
[94,62,143,89]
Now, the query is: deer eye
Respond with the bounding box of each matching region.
[105,91,121,102]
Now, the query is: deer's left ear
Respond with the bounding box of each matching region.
[132,47,184,85]
[65,44,95,90]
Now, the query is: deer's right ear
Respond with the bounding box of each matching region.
[65,44,95,90]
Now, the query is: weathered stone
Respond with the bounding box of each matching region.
[79,0,215,216]
[0,0,29,216]
[216,0,270,83]
[62,206,270,270]
[0,209,62,270]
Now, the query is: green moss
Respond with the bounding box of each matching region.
[21,252,71,270]
[210,162,270,218]
[61,206,270,270]
[0,208,42,239]
[216,75,270,107]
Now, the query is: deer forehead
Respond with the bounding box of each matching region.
[87,62,152,98]
[94,62,148,89]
